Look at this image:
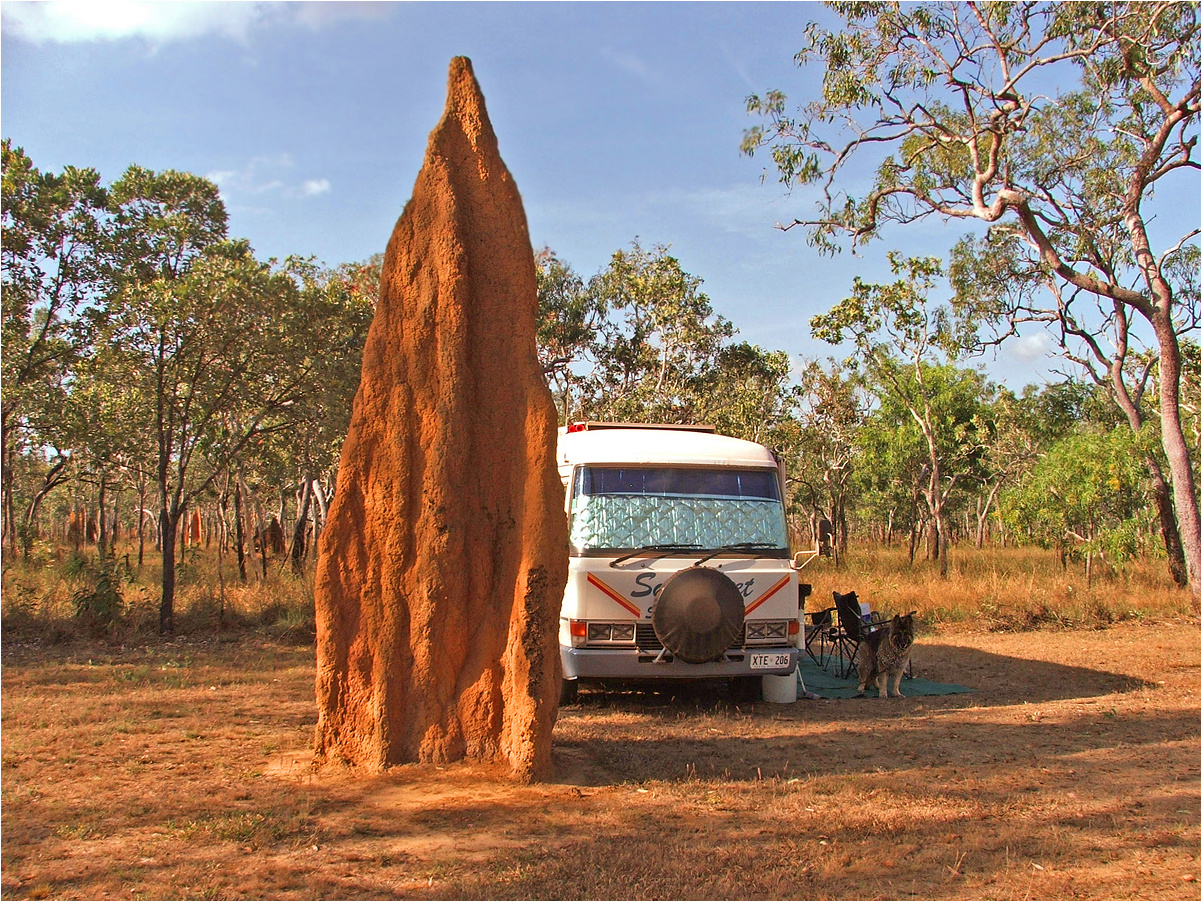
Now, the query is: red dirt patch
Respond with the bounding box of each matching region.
[2,621,1198,899]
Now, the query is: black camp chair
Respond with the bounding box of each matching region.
[804,607,838,670]
[833,590,885,678]
[804,590,890,679]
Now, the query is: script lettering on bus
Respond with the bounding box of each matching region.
[631,572,756,601]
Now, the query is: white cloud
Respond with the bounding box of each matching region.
[207,155,330,201]
[206,154,291,195]
[290,1,394,30]
[3,1,261,44]
[1,0,393,46]
[1010,331,1053,362]
[600,47,663,86]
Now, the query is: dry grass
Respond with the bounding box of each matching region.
[3,541,1190,646]
[1,544,1199,899]
[2,621,1199,899]
[0,542,314,644]
[800,543,1195,631]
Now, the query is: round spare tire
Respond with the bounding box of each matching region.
[652,566,745,664]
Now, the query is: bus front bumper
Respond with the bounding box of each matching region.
[560,646,799,681]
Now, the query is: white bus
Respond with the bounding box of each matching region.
[556,422,803,703]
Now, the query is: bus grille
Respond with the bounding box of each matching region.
[635,624,746,651]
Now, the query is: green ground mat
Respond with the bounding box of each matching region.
[796,654,972,699]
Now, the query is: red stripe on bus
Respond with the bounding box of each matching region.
[744,575,791,616]
[586,573,642,617]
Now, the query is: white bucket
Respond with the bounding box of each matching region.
[762,672,798,704]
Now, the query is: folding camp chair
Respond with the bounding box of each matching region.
[802,608,837,669]
[802,590,887,678]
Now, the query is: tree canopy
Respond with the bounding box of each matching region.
[1,141,1188,615]
[744,0,1201,590]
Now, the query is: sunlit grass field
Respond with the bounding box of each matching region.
[1,540,316,643]
[799,542,1197,631]
[2,537,1194,643]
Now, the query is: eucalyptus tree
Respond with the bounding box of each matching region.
[90,167,314,631]
[1000,425,1153,587]
[580,241,734,423]
[266,257,375,573]
[694,342,798,445]
[811,254,993,575]
[853,391,931,558]
[1,141,108,555]
[59,349,153,559]
[535,248,603,422]
[969,386,1063,549]
[793,359,868,561]
[951,233,1197,584]
[744,0,1201,590]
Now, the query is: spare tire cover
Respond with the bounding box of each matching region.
[652,566,745,664]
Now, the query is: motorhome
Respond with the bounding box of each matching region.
[556,422,803,703]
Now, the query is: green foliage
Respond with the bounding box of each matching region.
[1000,426,1154,564]
[698,343,799,446]
[107,164,228,282]
[67,555,131,633]
[745,2,1199,252]
[791,359,866,553]
[747,2,1200,587]
[254,255,376,488]
[811,252,997,571]
[536,247,598,378]
[810,252,975,365]
[1,141,110,554]
[0,155,381,628]
[581,240,735,423]
[535,239,802,438]
[4,131,1192,613]
[535,248,604,421]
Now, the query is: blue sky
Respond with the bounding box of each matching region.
[2,0,1059,386]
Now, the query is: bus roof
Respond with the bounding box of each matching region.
[557,426,778,474]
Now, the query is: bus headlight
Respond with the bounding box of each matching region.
[573,621,637,646]
[744,620,790,644]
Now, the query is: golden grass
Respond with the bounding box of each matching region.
[800,542,1196,631]
[3,539,1193,645]
[0,540,315,643]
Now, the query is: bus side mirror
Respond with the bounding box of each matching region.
[792,550,818,570]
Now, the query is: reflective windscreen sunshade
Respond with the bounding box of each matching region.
[569,466,789,551]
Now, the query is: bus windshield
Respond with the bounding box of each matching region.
[569,466,789,554]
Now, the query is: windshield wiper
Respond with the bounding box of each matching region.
[609,544,704,568]
[693,543,782,567]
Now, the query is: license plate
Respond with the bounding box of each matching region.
[750,652,792,670]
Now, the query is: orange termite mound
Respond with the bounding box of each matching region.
[312,57,568,782]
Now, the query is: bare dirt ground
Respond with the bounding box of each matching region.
[2,621,1199,900]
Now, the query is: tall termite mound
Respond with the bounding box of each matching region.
[313,57,568,782]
